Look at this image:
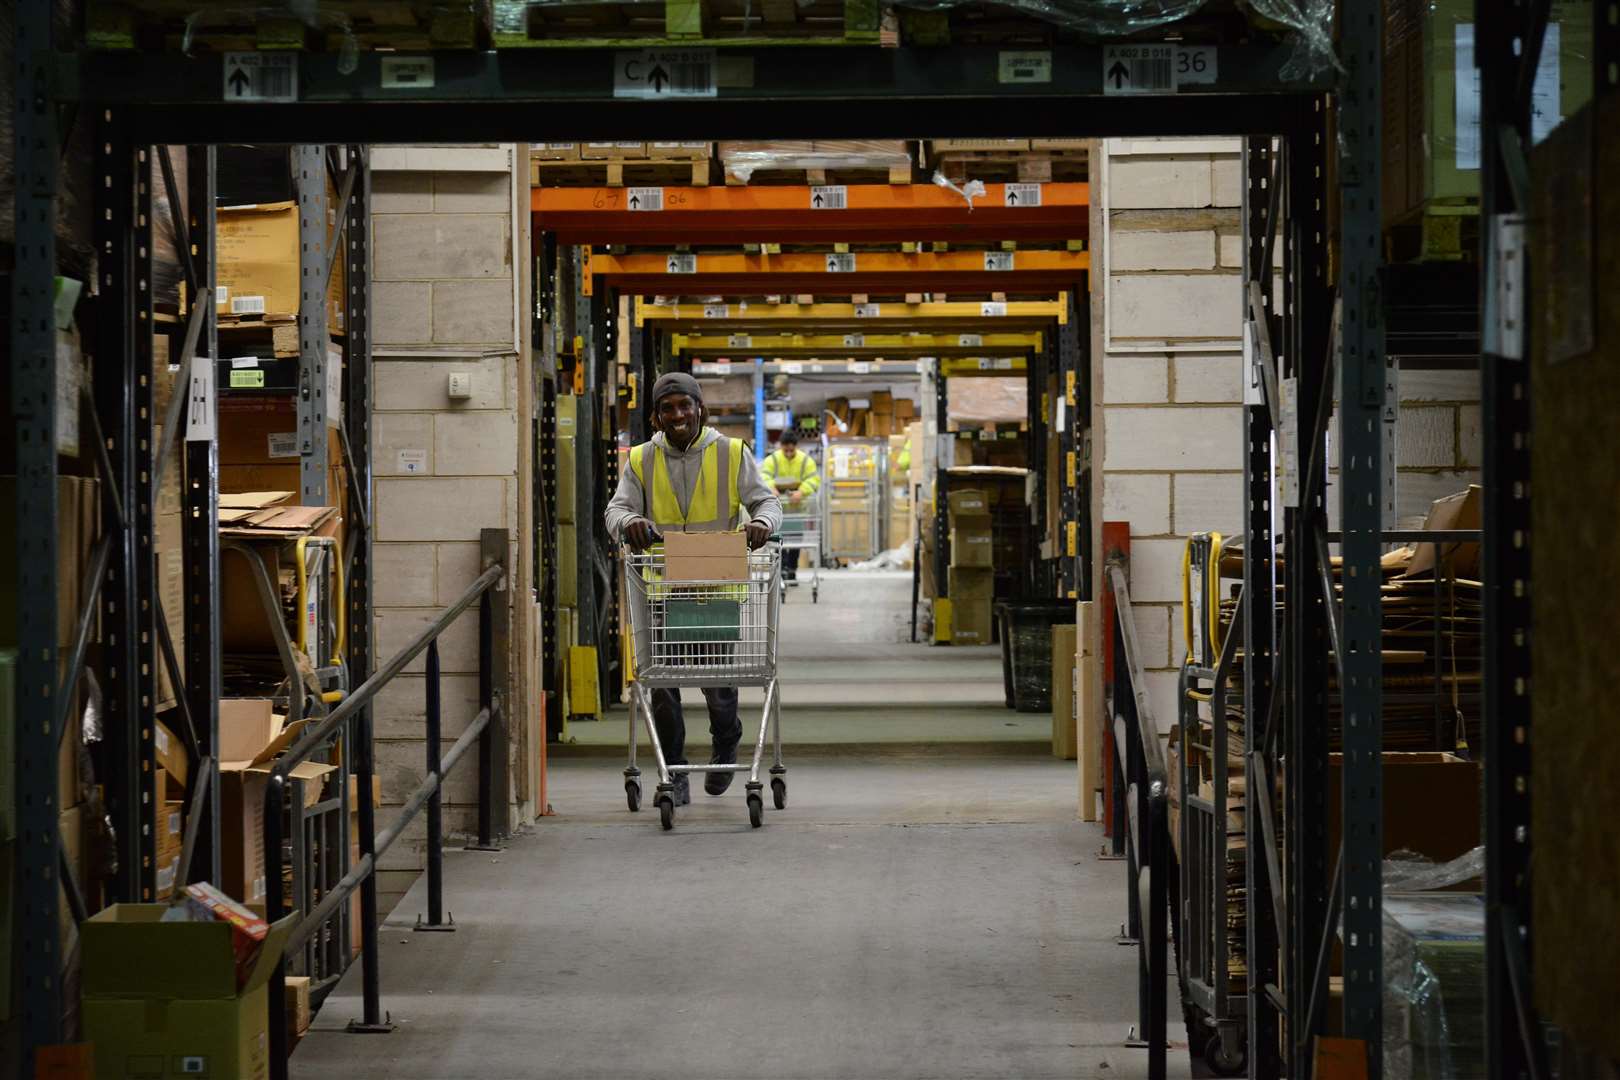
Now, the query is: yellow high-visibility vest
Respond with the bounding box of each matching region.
[629,431,744,531]
[764,449,820,497]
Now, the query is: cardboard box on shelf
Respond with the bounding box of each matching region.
[870,390,894,414]
[950,596,994,645]
[154,719,190,798]
[948,566,994,601]
[1051,623,1079,760]
[932,138,1031,152]
[216,199,346,325]
[285,975,313,1042]
[894,398,917,422]
[155,504,186,710]
[580,142,648,159]
[82,905,294,1080]
[949,523,995,568]
[946,488,991,518]
[1,476,99,652]
[648,142,712,160]
[1325,752,1481,876]
[663,530,748,582]
[532,143,579,161]
[218,698,337,905]
[1402,484,1482,579]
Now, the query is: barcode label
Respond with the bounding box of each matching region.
[826,253,857,273]
[1004,183,1042,207]
[614,49,718,99]
[703,304,729,319]
[981,302,1008,316]
[230,357,260,369]
[850,361,872,374]
[984,252,1015,271]
[224,53,297,103]
[994,358,1016,370]
[629,188,663,212]
[959,334,983,346]
[267,432,299,459]
[810,186,847,210]
[854,304,880,318]
[666,253,696,273]
[1103,45,1176,95]
[728,334,752,348]
[381,57,435,90]
[230,370,266,389]
[843,333,865,347]
[231,295,266,315]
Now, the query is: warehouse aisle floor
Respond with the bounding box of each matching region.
[292,565,1184,1080]
[292,754,1181,1080]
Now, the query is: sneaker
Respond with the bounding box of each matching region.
[705,741,739,796]
[671,774,691,806]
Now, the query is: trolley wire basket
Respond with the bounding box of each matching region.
[623,544,781,686]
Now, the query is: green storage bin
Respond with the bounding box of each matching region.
[664,598,740,644]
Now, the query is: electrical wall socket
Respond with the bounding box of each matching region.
[447,372,473,400]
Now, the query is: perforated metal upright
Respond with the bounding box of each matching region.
[295,144,331,506]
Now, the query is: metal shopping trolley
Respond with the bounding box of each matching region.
[778,495,822,603]
[621,541,786,830]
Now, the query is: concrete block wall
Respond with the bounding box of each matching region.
[368,146,535,915]
[1092,140,1482,733]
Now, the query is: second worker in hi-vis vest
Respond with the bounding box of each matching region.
[605,372,782,807]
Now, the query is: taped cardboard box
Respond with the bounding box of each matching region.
[663,530,748,582]
[946,488,991,518]
[82,905,295,1080]
[216,197,345,326]
[949,521,995,568]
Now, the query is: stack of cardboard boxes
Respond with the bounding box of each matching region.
[826,394,918,439]
[946,489,995,645]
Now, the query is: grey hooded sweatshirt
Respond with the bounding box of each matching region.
[604,427,782,541]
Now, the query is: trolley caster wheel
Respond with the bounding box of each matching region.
[747,793,764,829]
[657,796,676,831]
[771,778,787,810]
[1205,1034,1246,1077]
[626,780,642,812]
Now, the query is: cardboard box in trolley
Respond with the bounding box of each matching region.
[662,530,749,582]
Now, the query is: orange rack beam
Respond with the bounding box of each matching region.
[534,182,1089,244]
[588,249,1089,295]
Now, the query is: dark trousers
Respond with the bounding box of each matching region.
[783,547,800,580]
[650,687,741,766]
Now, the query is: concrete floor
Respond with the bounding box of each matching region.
[291,569,1185,1080]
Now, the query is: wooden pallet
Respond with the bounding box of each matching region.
[217,317,302,359]
[491,0,880,46]
[88,1,487,51]
[530,157,712,188]
[932,150,1088,186]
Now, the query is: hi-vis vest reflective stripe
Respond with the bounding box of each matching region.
[628,432,744,531]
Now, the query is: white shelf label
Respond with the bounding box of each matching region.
[728,334,752,348]
[994,358,1016,370]
[999,50,1053,84]
[381,57,434,90]
[267,432,299,459]
[1103,45,1175,95]
[224,53,297,102]
[854,304,880,318]
[702,304,729,319]
[1176,46,1217,85]
[959,333,983,347]
[666,253,697,273]
[810,185,847,210]
[984,252,1015,271]
[231,295,266,315]
[629,188,664,211]
[980,302,1008,317]
[843,333,865,347]
[825,253,857,273]
[614,48,717,99]
[782,362,805,374]
[186,358,216,442]
[1003,183,1042,207]
[849,361,872,374]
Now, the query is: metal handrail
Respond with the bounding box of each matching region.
[265,538,509,1080]
[1106,559,1170,1080]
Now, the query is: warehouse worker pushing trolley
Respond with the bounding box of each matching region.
[761,429,819,584]
[605,372,782,808]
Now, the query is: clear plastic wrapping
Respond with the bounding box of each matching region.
[718,140,913,182]
[1381,848,1487,1080]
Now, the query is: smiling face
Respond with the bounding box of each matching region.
[655,392,702,448]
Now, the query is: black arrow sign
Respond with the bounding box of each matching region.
[630,194,641,208]
[813,193,824,207]
[1107,61,1129,89]
[228,67,252,96]
[648,65,670,92]
[1007,190,1019,205]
